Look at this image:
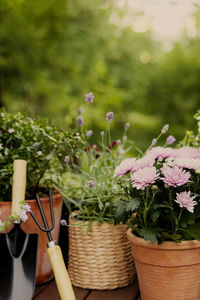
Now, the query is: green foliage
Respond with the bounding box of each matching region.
[0,109,83,201]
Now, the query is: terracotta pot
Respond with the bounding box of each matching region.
[0,193,63,285]
[127,228,200,300]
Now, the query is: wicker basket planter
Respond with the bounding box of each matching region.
[68,212,136,290]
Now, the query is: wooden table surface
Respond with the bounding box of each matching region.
[33,278,141,300]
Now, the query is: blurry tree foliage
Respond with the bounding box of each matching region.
[0,0,199,150]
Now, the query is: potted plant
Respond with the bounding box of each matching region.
[60,93,136,290]
[114,125,200,299]
[0,109,83,284]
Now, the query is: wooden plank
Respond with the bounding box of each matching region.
[73,286,91,300]
[136,297,141,300]
[34,281,91,300]
[86,280,139,300]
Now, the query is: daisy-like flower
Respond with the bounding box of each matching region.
[175,191,197,213]
[161,165,191,187]
[114,158,136,177]
[131,167,160,190]
[146,146,176,161]
[173,157,200,170]
[132,156,155,172]
[175,147,200,159]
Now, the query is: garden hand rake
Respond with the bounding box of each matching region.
[30,191,76,300]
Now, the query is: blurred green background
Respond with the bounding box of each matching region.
[0,0,200,150]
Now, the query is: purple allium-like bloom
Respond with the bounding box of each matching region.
[37,151,42,156]
[161,124,169,134]
[21,204,31,212]
[100,131,105,136]
[106,112,114,122]
[85,92,94,103]
[64,156,70,164]
[173,157,200,170]
[86,130,93,138]
[60,219,67,226]
[8,128,15,133]
[19,209,28,222]
[33,142,40,148]
[125,122,130,131]
[77,115,84,126]
[151,138,157,146]
[78,106,82,115]
[116,139,121,145]
[161,165,191,187]
[88,180,95,188]
[175,191,197,213]
[131,167,160,190]
[166,135,176,145]
[114,158,136,177]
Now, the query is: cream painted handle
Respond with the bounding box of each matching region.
[11,160,27,216]
[47,245,76,300]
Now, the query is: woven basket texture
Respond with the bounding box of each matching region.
[68,213,136,290]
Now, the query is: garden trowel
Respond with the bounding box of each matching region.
[0,160,38,300]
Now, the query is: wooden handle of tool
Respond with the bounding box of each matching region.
[11,160,27,216]
[47,245,76,300]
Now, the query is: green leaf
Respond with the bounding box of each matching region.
[140,228,158,244]
[161,232,182,242]
[151,210,161,223]
[115,203,127,219]
[126,198,140,212]
[153,204,173,210]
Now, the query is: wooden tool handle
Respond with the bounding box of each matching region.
[47,245,76,300]
[11,160,27,216]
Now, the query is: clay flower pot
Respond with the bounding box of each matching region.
[0,193,63,285]
[127,228,200,300]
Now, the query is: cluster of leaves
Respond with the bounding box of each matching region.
[0,109,83,201]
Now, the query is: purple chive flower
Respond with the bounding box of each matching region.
[125,122,130,131]
[19,209,28,222]
[78,106,82,115]
[151,138,157,146]
[8,128,15,133]
[77,115,84,126]
[175,191,197,213]
[60,219,67,226]
[64,156,70,164]
[37,151,42,156]
[33,142,40,148]
[88,180,95,188]
[86,130,93,138]
[100,131,105,136]
[166,135,176,145]
[161,165,191,187]
[106,112,114,122]
[85,92,94,103]
[116,139,121,145]
[161,124,169,134]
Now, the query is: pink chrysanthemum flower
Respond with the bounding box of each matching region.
[173,157,200,170]
[114,158,136,177]
[146,146,176,161]
[175,147,200,159]
[131,156,155,172]
[161,165,191,187]
[131,167,160,190]
[175,191,197,213]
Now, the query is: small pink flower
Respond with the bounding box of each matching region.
[19,209,28,222]
[8,128,15,133]
[114,158,136,177]
[161,165,191,187]
[175,191,197,213]
[131,167,160,190]
[166,135,176,145]
[21,204,31,212]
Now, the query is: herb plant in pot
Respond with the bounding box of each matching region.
[0,110,82,285]
[61,94,136,290]
[114,137,200,299]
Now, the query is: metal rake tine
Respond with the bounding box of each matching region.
[35,192,55,231]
